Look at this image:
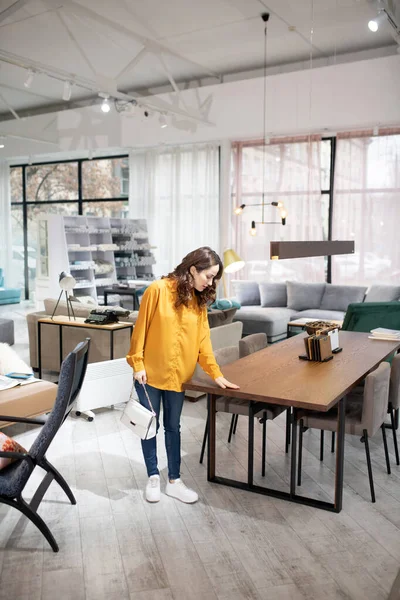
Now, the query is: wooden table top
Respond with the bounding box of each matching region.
[183,331,400,411]
[38,316,133,330]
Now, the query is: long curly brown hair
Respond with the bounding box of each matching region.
[164,247,223,309]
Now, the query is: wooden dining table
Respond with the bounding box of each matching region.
[183,330,400,512]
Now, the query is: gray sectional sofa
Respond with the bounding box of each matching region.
[232,280,400,343]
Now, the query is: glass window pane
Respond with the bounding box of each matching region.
[26,163,78,201]
[27,203,79,294]
[10,167,23,203]
[82,201,129,218]
[11,205,25,290]
[82,158,129,199]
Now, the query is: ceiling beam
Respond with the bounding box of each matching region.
[52,0,221,80]
[0,91,19,119]
[0,0,32,24]
[116,48,148,82]
[56,11,97,76]
[0,49,214,125]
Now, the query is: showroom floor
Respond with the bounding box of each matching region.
[0,302,400,599]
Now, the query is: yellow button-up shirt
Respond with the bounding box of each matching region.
[126,278,223,392]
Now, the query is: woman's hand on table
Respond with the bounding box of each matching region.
[215,376,239,390]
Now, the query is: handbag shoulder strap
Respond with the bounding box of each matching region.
[130,382,156,415]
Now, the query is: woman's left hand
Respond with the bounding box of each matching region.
[215,376,239,390]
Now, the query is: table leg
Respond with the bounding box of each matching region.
[38,321,42,379]
[290,408,298,496]
[59,325,63,371]
[110,330,114,360]
[334,397,346,512]
[104,292,108,306]
[248,402,254,486]
[207,393,216,481]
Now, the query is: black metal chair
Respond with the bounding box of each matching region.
[0,339,90,552]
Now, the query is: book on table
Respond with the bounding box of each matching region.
[369,327,400,341]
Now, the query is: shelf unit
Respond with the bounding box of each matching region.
[35,215,155,305]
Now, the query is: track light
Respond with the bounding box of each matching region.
[62,81,72,101]
[250,221,257,236]
[234,204,246,215]
[159,113,168,128]
[0,143,4,149]
[368,10,386,32]
[100,95,111,113]
[280,209,287,226]
[24,69,35,88]
[271,201,283,208]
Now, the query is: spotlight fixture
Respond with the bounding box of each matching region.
[0,143,4,149]
[234,204,246,215]
[271,201,283,208]
[101,97,110,113]
[250,221,257,236]
[62,80,72,101]
[159,113,168,128]
[24,69,35,88]
[280,208,287,226]
[368,11,386,32]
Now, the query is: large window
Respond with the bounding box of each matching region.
[332,131,400,285]
[10,155,129,298]
[231,137,333,283]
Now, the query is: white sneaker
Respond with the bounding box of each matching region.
[165,479,198,504]
[145,475,161,503]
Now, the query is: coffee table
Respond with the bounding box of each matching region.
[287,317,343,338]
[184,331,400,512]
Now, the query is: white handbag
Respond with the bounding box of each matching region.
[121,382,157,440]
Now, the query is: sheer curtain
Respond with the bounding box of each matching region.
[332,129,400,285]
[0,161,13,285]
[231,137,325,284]
[129,144,219,277]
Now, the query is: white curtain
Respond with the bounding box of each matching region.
[0,161,13,285]
[129,143,220,277]
[332,131,400,285]
[231,137,325,283]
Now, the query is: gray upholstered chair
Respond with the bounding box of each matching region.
[297,361,391,503]
[199,335,287,476]
[388,354,400,465]
[0,339,90,552]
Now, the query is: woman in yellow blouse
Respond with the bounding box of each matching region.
[126,246,238,503]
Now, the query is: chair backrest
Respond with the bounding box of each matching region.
[239,333,267,358]
[342,302,400,333]
[195,345,239,383]
[29,339,90,461]
[361,361,390,436]
[389,354,400,410]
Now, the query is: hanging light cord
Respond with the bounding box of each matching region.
[261,14,269,225]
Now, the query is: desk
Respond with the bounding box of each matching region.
[184,331,400,512]
[37,316,133,379]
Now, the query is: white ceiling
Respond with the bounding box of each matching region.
[0,0,398,122]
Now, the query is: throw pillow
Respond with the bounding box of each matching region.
[259,283,287,307]
[231,280,261,306]
[287,281,326,311]
[364,285,400,303]
[320,284,367,312]
[210,299,241,310]
[0,432,27,470]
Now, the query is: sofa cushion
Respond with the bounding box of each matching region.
[259,283,287,307]
[320,284,367,312]
[364,285,400,303]
[291,309,345,321]
[287,282,325,311]
[234,306,294,337]
[231,280,260,306]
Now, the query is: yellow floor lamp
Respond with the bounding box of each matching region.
[223,249,245,298]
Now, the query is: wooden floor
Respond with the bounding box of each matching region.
[1,302,400,599]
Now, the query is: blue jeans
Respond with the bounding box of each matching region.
[134,382,185,481]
